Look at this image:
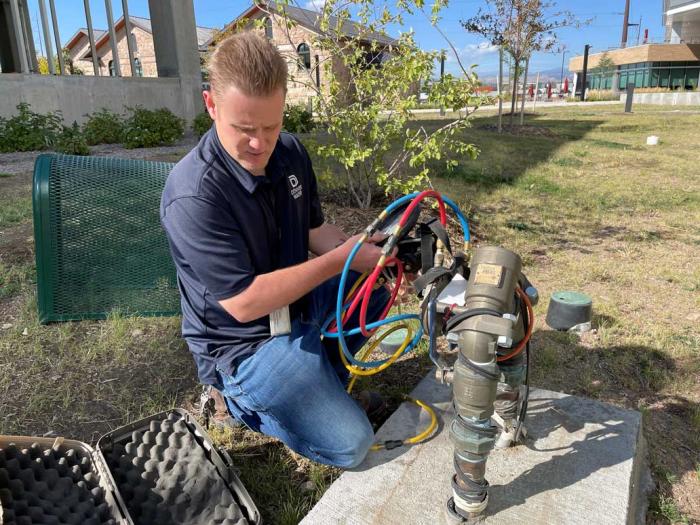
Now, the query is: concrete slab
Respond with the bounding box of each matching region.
[302,374,651,525]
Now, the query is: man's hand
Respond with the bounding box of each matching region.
[334,234,396,273]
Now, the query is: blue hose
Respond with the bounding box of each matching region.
[322,192,470,370]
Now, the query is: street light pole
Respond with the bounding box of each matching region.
[560,48,568,89]
[580,44,591,101]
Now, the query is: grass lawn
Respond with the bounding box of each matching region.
[0,104,698,524]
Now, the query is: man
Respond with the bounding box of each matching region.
[160,32,389,468]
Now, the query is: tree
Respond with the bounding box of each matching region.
[593,51,615,90]
[37,48,83,75]
[229,0,484,208]
[462,0,579,127]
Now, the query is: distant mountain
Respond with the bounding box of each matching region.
[476,67,573,87]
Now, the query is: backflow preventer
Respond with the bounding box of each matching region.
[324,191,536,520]
[436,247,536,521]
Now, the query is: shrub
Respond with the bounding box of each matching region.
[193,112,212,138]
[82,109,124,145]
[54,122,90,156]
[585,90,620,102]
[0,103,63,152]
[283,104,314,134]
[122,106,184,149]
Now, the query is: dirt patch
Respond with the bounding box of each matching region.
[0,170,31,194]
[322,203,382,234]
[0,139,196,176]
[0,221,34,264]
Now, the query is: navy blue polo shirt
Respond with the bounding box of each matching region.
[160,128,324,385]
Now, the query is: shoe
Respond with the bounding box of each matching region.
[358,390,389,428]
[200,386,241,431]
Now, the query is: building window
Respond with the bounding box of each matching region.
[130,33,138,52]
[297,43,311,70]
[108,60,115,76]
[264,17,273,39]
[362,50,384,70]
[134,58,143,77]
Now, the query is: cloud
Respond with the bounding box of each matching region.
[304,0,325,11]
[450,41,500,62]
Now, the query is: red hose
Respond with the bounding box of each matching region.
[337,191,448,337]
[359,258,403,337]
[327,274,369,333]
[399,190,447,228]
[356,191,447,336]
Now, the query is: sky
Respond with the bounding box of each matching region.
[30,0,664,79]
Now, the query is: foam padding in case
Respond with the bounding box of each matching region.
[0,436,124,524]
[97,409,259,525]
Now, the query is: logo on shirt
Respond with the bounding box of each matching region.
[288,174,303,200]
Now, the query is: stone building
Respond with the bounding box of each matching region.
[217,1,398,106]
[64,15,215,78]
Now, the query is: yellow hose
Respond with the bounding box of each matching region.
[369,397,438,451]
[343,323,413,390]
[340,271,438,451]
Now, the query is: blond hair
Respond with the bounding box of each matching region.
[208,32,288,98]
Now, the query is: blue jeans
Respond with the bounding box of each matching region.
[215,273,389,468]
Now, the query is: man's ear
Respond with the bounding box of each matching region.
[202,90,217,120]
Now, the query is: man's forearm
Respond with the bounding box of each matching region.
[309,223,349,256]
[219,250,344,323]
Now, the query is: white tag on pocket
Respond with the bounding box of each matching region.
[269,305,291,336]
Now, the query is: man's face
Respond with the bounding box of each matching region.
[203,86,285,176]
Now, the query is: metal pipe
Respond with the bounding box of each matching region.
[19,1,37,72]
[84,0,101,75]
[121,0,137,75]
[447,246,524,519]
[48,0,64,74]
[34,11,44,56]
[9,0,29,73]
[105,0,121,76]
[38,0,55,74]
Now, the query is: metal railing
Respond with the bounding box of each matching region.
[3,0,141,77]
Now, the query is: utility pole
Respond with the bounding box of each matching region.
[621,0,630,48]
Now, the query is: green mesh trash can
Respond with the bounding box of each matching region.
[33,154,181,323]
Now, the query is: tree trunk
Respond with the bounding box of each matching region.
[497,47,503,133]
[509,58,519,127]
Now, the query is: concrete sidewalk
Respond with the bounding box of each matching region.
[302,373,651,525]
[407,100,622,117]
